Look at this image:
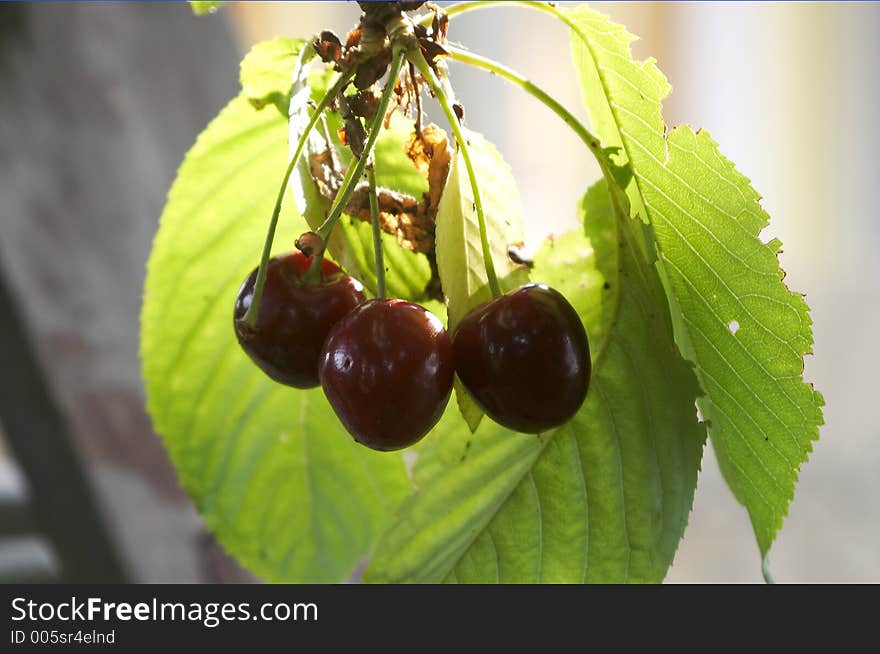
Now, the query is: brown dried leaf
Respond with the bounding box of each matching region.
[314,31,343,64]
[308,146,342,202]
[354,50,393,90]
[419,40,448,67]
[433,9,449,42]
[345,185,435,254]
[338,96,367,158]
[406,124,451,215]
[348,90,380,121]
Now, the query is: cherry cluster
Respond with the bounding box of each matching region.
[234,252,591,451]
[232,1,591,451]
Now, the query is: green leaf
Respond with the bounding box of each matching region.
[190,1,224,16]
[435,129,527,431]
[141,92,410,583]
[435,128,526,330]
[287,59,433,300]
[564,3,823,555]
[240,37,306,112]
[365,180,706,583]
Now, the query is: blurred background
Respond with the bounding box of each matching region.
[0,1,876,583]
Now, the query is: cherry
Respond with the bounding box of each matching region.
[319,299,454,451]
[233,252,366,389]
[452,284,591,434]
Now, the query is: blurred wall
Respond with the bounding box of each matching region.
[0,1,252,582]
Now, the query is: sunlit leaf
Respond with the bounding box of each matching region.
[190,1,224,16]
[141,82,409,582]
[365,180,706,583]
[564,3,824,555]
[240,36,306,112]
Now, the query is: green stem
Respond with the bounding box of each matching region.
[426,3,632,374]
[762,553,775,584]
[241,70,353,328]
[443,44,636,369]
[416,1,486,25]
[443,45,629,229]
[437,1,556,21]
[314,159,361,241]
[445,46,604,165]
[426,2,619,182]
[367,161,385,299]
[314,47,407,243]
[408,47,502,298]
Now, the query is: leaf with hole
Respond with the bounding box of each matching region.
[563,2,824,557]
[141,3,825,585]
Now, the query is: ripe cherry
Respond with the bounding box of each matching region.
[233,252,366,389]
[452,284,591,434]
[319,299,454,451]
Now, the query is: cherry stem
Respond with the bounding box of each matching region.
[409,61,423,137]
[762,553,775,584]
[445,47,604,165]
[443,46,623,206]
[420,1,551,23]
[444,44,634,374]
[408,47,502,299]
[241,69,354,329]
[367,161,386,299]
[314,47,407,245]
[420,2,615,173]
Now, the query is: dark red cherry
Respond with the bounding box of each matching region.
[233,252,366,389]
[319,299,454,451]
[452,284,591,434]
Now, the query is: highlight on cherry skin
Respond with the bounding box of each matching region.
[318,298,455,452]
[233,251,366,389]
[452,284,592,434]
